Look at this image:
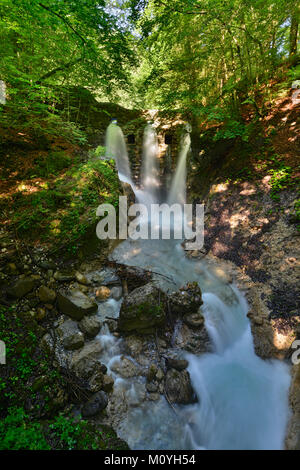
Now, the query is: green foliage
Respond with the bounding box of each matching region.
[0,304,127,450]
[0,305,43,406]
[12,156,120,253]
[0,407,127,450]
[214,120,246,141]
[267,155,299,200]
[287,64,300,81]
[0,408,50,450]
[88,146,106,158]
[31,151,72,177]
[0,0,135,141]
[131,0,296,116]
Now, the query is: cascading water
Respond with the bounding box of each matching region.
[105,120,132,184]
[168,124,191,205]
[97,120,291,450]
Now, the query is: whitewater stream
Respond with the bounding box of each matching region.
[93,120,291,450]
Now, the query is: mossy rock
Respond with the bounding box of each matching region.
[118,283,167,335]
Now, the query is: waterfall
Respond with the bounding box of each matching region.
[168,130,191,205]
[140,123,160,204]
[105,121,132,185]
[98,118,291,450]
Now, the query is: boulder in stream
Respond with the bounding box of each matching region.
[78,315,101,338]
[56,319,84,351]
[118,283,167,334]
[57,289,97,320]
[164,368,196,404]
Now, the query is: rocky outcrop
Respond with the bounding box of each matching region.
[118,283,167,334]
[57,289,98,320]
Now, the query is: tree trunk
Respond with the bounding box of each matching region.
[290,12,299,58]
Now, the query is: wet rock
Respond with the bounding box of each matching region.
[183,312,205,329]
[57,289,97,320]
[104,318,118,332]
[110,357,140,378]
[156,368,164,382]
[147,363,158,382]
[164,369,196,404]
[37,285,56,304]
[124,336,144,358]
[126,382,146,407]
[99,301,118,319]
[146,382,158,393]
[110,286,123,300]
[95,286,111,301]
[118,283,167,334]
[79,316,101,338]
[166,357,188,371]
[57,319,84,351]
[36,260,56,270]
[102,375,114,392]
[81,391,108,418]
[98,268,120,286]
[71,340,103,377]
[40,332,55,355]
[148,393,160,401]
[174,323,211,354]
[170,282,203,316]
[7,276,37,298]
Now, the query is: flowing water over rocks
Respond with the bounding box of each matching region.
[105,238,291,450]
[38,120,293,449]
[93,120,292,449]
